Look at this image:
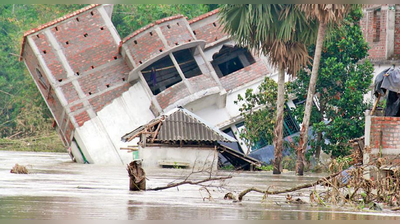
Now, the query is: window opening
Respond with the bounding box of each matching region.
[141,56,182,95]
[172,49,202,79]
[35,68,48,89]
[211,45,256,77]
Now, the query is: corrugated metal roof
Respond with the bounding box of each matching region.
[121,107,236,143]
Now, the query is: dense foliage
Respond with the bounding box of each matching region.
[0,4,215,149]
[234,77,278,152]
[289,7,373,158]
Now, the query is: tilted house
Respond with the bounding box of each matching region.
[20,4,279,164]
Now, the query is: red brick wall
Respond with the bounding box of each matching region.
[51,8,120,75]
[187,74,218,93]
[61,82,80,104]
[370,116,400,149]
[78,60,130,96]
[32,31,67,81]
[23,41,70,144]
[361,6,388,60]
[159,18,193,47]
[23,44,51,95]
[220,58,268,91]
[70,103,84,113]
[64,120,74,144]
[369,116,400,164]
[191,18,227,45]
[88,83,131,113]
[124,28,165,66]
[156,81,190,109]
[394,8,400,57]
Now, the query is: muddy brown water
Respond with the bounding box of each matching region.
[1,151,400,220]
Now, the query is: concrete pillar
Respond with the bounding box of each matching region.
[364,110,372,179]
[386,5,396,59]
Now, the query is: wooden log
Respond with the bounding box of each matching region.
[127,160,146,191]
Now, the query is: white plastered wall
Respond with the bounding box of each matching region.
[139,145,218,171]
[72,82,155,164]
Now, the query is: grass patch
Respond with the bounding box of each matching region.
[0,132,66,152]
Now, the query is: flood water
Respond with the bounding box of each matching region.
[1,151,400,220]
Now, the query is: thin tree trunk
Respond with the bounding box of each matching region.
[273,67,285,174]
[297,22,327,176]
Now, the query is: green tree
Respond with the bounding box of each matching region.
[296,4,353,175]
[219,4,317,174]
[289,6,373,162]
[112,4,218,38]
[234,77,278,154]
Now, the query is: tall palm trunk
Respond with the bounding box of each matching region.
[273,67,285,174]
[296,22,327,176]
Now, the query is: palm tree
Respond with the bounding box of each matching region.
[296,4,352,175]
[219,4,317,174]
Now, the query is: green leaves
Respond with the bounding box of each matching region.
[290,6,373,158]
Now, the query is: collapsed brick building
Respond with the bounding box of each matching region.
[20,4,282,164]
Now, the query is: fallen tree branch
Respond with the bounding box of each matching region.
[147,175,232,191]
[238,169,346,201]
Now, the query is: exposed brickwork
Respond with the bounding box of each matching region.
[20,4,100,60]
[22,43,51,95]
[64,119,74,143]
[220,58,269,91]
[187,74,218,93]
[156,82,190,109]
[88,83,131,113]
[47,88,65,129]
[159,18,193,48]
[61,82,80,104]
[360,5,400,61]
[124,28,165,66]
[32,31,67,81]
[70,103,84,113]
[74,110,91,127]
[52,9,120,75]
[370,117,400,160]
[78,60,130,96]
[395,8,400,57]
[190,16,227,45]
